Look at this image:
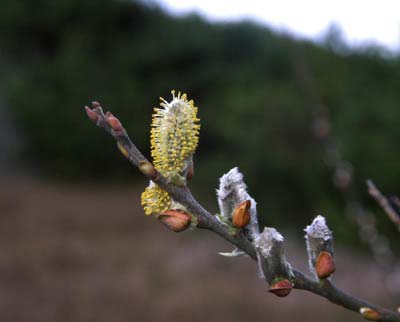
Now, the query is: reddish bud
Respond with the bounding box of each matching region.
[106,112,124,132]
[316,251,336,279]
[268,279,293,297]
[158,210,191,232]
[360,307,381,321]
[232,200,251,228]
[85,106,99,123]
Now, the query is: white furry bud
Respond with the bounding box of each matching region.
[305,215,335,278]
[255,227,292,283]
[217,167,259,241]
[305,215,332,241]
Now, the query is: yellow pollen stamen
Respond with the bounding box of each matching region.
[141,183,171,216]
[150,90,200,178]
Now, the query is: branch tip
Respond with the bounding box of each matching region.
[85,105,99,123]
[91,101,101,108]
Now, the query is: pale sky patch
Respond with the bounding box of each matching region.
[151,0,400,52]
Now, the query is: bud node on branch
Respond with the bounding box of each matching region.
[360,307,382,321]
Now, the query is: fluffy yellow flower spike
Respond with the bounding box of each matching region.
[141,183,171,216]
[150,90,200,178]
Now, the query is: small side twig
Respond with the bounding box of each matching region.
[367,179,400,231]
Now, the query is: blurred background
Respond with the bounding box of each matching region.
[0,1,399,321]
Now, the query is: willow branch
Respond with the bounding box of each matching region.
[85,102,400,322]
[367,179,400,231]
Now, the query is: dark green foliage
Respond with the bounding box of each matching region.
[1,0,400,246]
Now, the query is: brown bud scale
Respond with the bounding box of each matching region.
[316,251,336,279]
[158,210,191,232]
[106,113,124,132]
[232,200,251,228]
[268,279,293,297]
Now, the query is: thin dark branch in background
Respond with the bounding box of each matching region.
[367,180,400,231]
[85,102,400,322]
[289,42,395,266]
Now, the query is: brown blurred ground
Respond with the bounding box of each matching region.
[0,178,394,322]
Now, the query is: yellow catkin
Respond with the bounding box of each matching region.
[150,90,200,178]
[141,184,171,216]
